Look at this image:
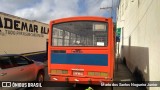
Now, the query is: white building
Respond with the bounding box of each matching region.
[117,0,160,90]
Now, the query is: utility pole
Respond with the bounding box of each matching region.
[100,0,113,18]
[100,7,112,18]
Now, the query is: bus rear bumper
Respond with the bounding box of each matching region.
[50,75,113,85]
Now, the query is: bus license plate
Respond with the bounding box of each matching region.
[73,71,83,76]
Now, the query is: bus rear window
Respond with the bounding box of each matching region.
[52,21,108,46]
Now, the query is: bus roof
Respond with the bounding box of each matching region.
[50,16,112,24]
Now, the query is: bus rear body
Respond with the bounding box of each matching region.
[48,16,115,85]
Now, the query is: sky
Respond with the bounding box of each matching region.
[0,0,119,23]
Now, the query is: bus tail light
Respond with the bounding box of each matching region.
[51,70,68,74]
[100,72,108,77]
[88,72,108,77]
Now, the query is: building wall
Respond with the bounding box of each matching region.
[0,12,49,54]
[117,0,160,90]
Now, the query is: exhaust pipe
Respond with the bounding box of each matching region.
[53,78,58,81]
[74,79,79,82]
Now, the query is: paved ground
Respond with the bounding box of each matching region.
[113,58,143,90]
